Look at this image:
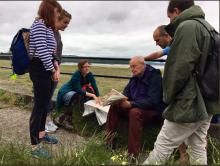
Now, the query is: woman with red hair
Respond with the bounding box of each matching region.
[28,0,62,158]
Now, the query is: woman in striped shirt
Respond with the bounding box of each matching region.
[28,0,62,158]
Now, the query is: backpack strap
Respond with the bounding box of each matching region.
[191,18,216,38]
[190,19,211,86]
[191,18,219,99]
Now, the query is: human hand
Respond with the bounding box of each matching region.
[93,96,101,105]
[120,100,132,109]
[54,60,59,70]
[55,67,60,82]
[52,70,59,82]
[96,97,103,106]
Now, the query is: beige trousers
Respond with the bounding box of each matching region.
[143,115,212,165]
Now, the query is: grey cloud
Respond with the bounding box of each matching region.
[0,1,219,57]
[107,11,130,23]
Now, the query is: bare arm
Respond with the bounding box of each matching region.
[86,92,101,105]
[144,50,164,61]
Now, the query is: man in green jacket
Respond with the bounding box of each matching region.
[143,0,220,165]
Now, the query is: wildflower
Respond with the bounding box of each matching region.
[111,155,118,161]
[122,161,127,165]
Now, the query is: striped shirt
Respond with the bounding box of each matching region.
[29,19,56,71]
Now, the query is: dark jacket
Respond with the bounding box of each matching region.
[53,31,63,64]
[163,5,220,123]
[56,70,100,110]
[123,65,165,114]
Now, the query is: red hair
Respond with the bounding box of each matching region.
[38,0,62,30]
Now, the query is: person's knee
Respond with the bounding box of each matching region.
[109,103,121,114]
[190,141,206,152]
[129,108,142,119]
[188,145,207,165]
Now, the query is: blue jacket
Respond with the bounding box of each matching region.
[123,65,165,114]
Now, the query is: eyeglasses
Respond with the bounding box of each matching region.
[129,65,138,69]
[82,65,90,68]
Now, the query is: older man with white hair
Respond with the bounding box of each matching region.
[105,56,165,157]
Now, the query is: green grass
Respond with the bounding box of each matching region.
[0,89,33,110]
[0,133,133,165]
[54,104,104,137]
[0,60,129,97]
[0,59,130,136]
[0,60,220,165]
[0,133,219,165]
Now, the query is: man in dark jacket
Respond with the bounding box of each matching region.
[143,0,220,165]
[105,56,165,157]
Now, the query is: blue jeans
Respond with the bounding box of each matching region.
[62,91,76,106]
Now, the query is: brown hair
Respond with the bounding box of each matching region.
[38,0,62,30]
[78,59,89,70]
[58,9,72,21]
[167,0,194,13]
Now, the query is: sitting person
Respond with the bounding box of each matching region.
[105,56,165,157]
[55,59,101,129]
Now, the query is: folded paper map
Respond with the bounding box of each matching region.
[101,89,127,106]
[83,89,127,125]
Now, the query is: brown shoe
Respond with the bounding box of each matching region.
[53,114,65,127]
[61,119,74,131]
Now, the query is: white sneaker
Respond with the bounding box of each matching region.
[50,121,58,129]
[45,121,58,133]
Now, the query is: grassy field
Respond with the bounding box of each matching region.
[0,60,220,165]
[0,60,130,96]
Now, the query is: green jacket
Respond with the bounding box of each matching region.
[56,70,100,111]
[163,5,220,123]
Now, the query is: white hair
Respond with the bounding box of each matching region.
[130,56,145,64]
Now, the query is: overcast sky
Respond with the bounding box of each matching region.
[0,1,219,58]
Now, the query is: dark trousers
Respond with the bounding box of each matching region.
[47,81,58,114]
[29,58,53,145]
[105,103,157,157]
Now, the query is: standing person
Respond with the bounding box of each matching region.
[145,24,220,165]
[143,0,220,165]
[45,9,72,133]
[105,56,165,158]
[55,59,101,130]
[28,0,62,158]
[144,25,171,61]
[145,25,190,164]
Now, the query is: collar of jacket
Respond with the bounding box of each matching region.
[165,5,205,37]
[133,65,154,80]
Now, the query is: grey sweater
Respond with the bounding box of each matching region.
[54,31,63,64]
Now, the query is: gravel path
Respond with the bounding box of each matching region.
[0,103,88,155]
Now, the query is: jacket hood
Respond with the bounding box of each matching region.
[165,5,205,37]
